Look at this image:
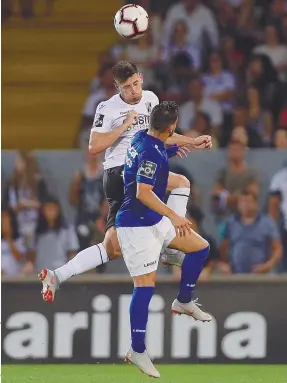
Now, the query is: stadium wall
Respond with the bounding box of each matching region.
[2,149,287,237]
[2,276,287,364]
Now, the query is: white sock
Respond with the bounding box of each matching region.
[167,187,190,216]
[54,243,109,284]
[164,187,190,255]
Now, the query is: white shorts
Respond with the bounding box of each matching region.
[116,217,176,277]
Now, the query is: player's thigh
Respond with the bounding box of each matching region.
[161,217,209,253]
[117,226,162,278]
[167,172,190,192]
[168,229,209,253]
[103,227,122,259]
[103,165,124,232]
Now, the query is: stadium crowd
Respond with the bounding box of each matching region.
[2,0,287,278]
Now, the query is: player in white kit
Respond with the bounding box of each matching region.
[39,61,212,302]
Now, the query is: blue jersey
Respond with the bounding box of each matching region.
[116,130,169,227]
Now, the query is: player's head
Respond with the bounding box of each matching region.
[112,61,143,104]
[150,101,179,139]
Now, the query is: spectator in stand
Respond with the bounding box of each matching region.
[225,104,264,148]
[163,0,219,49]
[1,206,27,277]
[274,129,287,148]
[278,106,287,129]
[267,0,287,29]
[183,111,219,148]
[212,138,259,222]
[171,205,220,280]
[253,24,287,81]
[69,147,107,255]
[246,54,286,121]
[79,65,116,147]
[179,75,223,139]
[159,52,194,103]
[160,20,201,71]
[219,190,282,274]
[220,34,245,78]
[282,11,287,42]
[4,151,49,250]
[31,196,79,273]
[202,51,236,122]
[111,29,158,87]
[268,162,287,270]
[246,85,274,146]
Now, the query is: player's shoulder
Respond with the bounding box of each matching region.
[96,93,121,114]
[142,90,159,105]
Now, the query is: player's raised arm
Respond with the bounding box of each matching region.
[89,109,138,155]
[166,133,212,150]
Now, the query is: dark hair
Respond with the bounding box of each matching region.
[112,61,138,83]
[150,101,179,133]
[36,196,66,236]
[195,111,211,126]
[1,206,19,240]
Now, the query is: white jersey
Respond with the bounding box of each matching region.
[90,91,159,169]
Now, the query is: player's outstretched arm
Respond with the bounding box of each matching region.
[137,183,192,237]
[166,133,212,150]
[89,111,138,155]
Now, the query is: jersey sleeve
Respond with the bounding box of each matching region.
[269,172,282,196]
[90,102,113,133]
[136,150,162,186]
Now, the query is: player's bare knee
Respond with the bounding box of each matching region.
[186,237,209,253]
[134,272,156,287]
[176,175,190,189]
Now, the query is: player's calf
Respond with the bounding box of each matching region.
[169,232,212,322]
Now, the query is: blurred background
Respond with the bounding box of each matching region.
[2,0,287,367]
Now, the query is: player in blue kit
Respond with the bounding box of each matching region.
[116,101,212,378]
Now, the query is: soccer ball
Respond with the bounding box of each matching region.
[114,4,149,40]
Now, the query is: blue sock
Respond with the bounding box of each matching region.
[130,286,154,353]
[177,246,209,304]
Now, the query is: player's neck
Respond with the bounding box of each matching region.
[147,129,168,143]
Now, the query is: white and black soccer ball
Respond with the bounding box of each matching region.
[114,4,149,40]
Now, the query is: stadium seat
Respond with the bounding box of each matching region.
[2,0,121,149]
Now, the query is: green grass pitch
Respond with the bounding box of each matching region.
[2,364,287,383]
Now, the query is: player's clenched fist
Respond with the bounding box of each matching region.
[168,212,193,237]
[123,110,138,129]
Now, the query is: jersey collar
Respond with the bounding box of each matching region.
[145,131,165,149]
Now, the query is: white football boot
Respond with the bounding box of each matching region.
[124,347,160,378]
[38,269,58,303]
[171,298,212,322]
[161,248,185,267]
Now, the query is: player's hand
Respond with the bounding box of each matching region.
[193,135,212,150]
[123,110,138,129]
[176,146,190,158]
[169,213,193,237]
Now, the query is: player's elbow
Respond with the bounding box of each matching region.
[89,144,100,155]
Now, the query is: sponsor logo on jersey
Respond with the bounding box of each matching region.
[138,161,157,179]
[126,114,150,131]
[93,114,104,128]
